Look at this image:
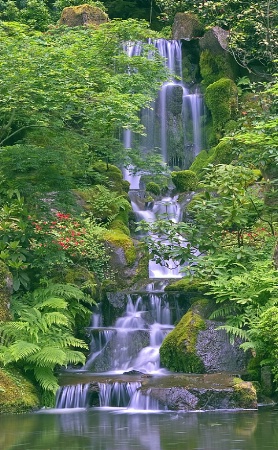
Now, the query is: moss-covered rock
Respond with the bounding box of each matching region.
[0,262,12,322]
[232,378,257,409]
[199,49,235,87]
[172,12,204,40]
[145,181,160,196]
[0,368,40,414]
[171,170,198,193]
[165,277,208,295]
[103,229,136,266]
[59,4,108,27]
[189,141,234,178]
[86,161,128,195]
[205,78,238,134]
[160,309,206,373]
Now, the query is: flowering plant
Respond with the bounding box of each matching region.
[30,211,109,279]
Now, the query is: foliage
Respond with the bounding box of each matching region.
[138,164,269,269]
[0,283,93,394]
[155,0,278,73]
[0,19,168,163]
[29,211,110,280]
[171,170,198,192]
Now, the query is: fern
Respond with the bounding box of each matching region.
[0,282,91,396]
[33,367,60,393]
[29,347,67,367]
[8,341,40,363]
[216,325,249,344]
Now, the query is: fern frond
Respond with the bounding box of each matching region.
[29,346,67,367]
[8,341,40,362]
[33,283,86,302]
[240,341,256,352]
[216,325,248,344]
[40,312,69,331]
[33,366,59,393]
[56,334,88,349]
[64,349,86,366]
[35,297,68,311]
[210,304,239,319]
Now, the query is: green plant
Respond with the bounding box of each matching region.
[0,283,93,395]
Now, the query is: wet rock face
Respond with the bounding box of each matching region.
[196,320,249,373]
[60,4,108,27]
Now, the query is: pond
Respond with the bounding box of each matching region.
[1,406,278,450]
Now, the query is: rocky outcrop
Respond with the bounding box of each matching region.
[141,373,257,411]
[60,4,108,27]
[172,13,204,40]
[199,26,229,54]
[160,299,249,374]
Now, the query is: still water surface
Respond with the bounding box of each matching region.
[1,406,278,450]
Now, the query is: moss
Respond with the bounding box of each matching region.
[200,50,234,87]
[0,262,12,322]
[61,266,97,297]
[165,277,208,294]
[160,310,206,373]
[102,229,136,266]
[0,368,40,414]
[146,182,160,196]
[232,378,257,409]
[59,4,108,27]
[189,150,209,178]
[109,219,130,236]
[189,141,234,179]
[171,170,198,193]
[205,78,238,134]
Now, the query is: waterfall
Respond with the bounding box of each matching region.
[55,39,203,412]
[56,290,187,411]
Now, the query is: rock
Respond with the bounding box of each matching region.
[160,299,249,375]
[199,26,230,55]
[172,13,204,40]
[196,320,249,373]
[141,373,257,411]
[0,368,40,414]
[59,4,108,27]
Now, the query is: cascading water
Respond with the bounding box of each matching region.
[123,39,204,168]
[55,290,187,411]
[55,39,201,412]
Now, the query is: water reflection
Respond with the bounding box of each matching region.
[2,407,278,450]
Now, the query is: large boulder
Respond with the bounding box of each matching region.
[199,26,229,54]
[172,13,204,40]
[160,299,249,374]
[60,4,108,27]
